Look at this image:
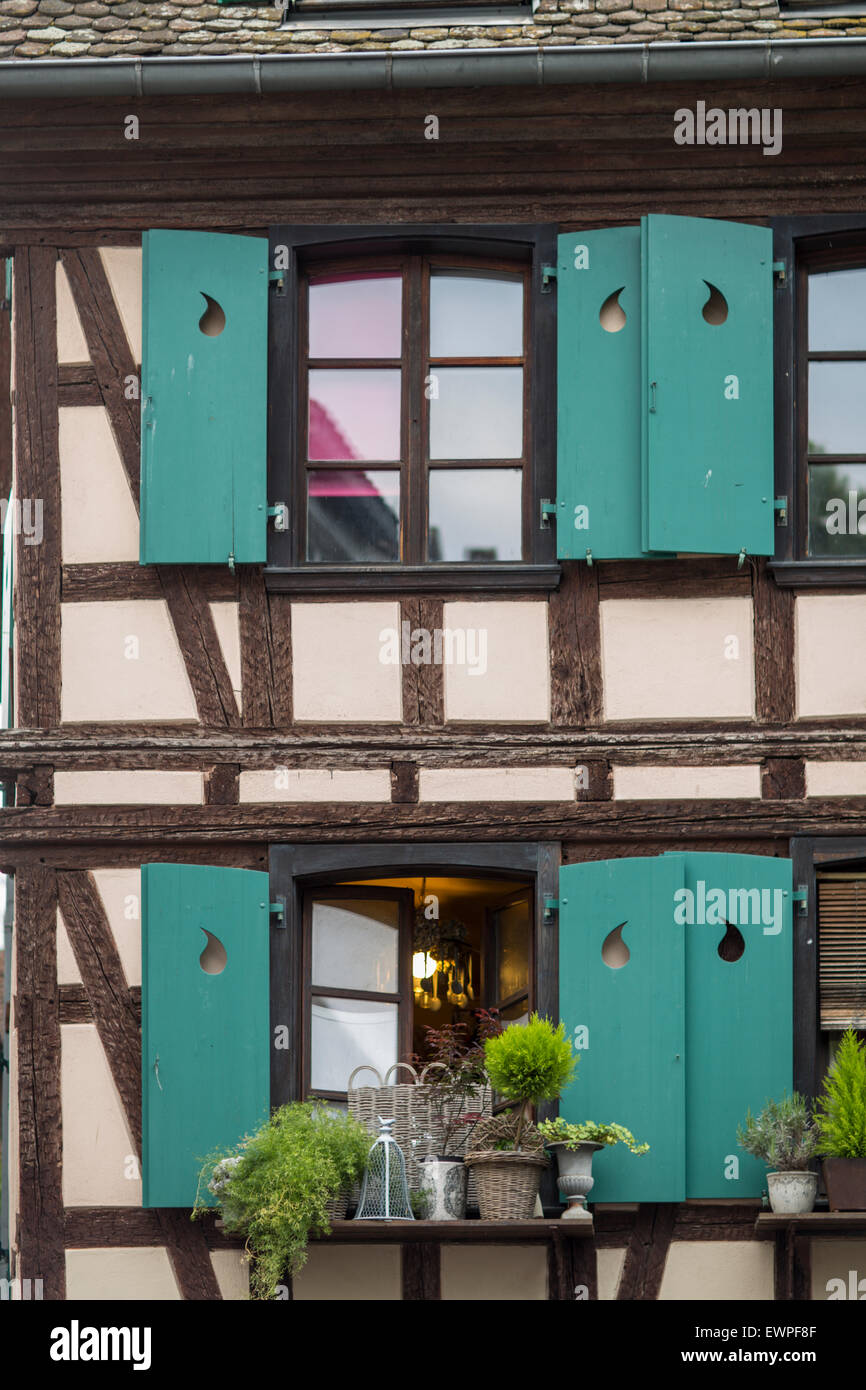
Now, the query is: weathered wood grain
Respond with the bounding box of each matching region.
[549,562,602,727]
[238,567,292,728]
[616,1203,677,1300]
[400,598,445,727]
[763,757,806,801]
[159,567,241,727]
[753,559,796,725]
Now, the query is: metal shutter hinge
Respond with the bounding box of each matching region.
[543,896,559,924]
[773,260,787,285]
[540,498,557,530]
[792,886,808,915]
[269,898,286,927]
[774,496,788,527]
[268,269,286,296]
[541,265,557,292]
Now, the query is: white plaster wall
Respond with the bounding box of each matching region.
[601,597,755,721]
[292,602,402,723]
[61,1023,140,1207]
[292,1245,401,1300]
[59,406,139,563]
[56,261,89,363]
[597,1246,627,1301]
[613,764,762,800]
[92,868,142,989]
[805,762,866,797]
[65,1248,180,1301]
[100,247,142,363]
[419,766,575,801]
[61,601,197,723]
[209,602,242,711]
[239,768,391,802]
[440,1244,548,1300]
[810,1239,866,1299]
[443,601,550,723]
[658,1240,774,1300]
[54,770,203,806]
[797,595,866,718]
[57,909,82,985]
[210,1249,250,1301]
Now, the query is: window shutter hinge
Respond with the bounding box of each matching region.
[773,260,787,285]
[792,886,808,915]
[774,496,788,527]
[269,269,286,296]
[227,551,235,573]
[268,502,289,532]
[541,265,557,293]
[540,498,557,530]
[543,895,559,924]
[586,549,593,567]
[737,548,747,569]
[269,898,286,927]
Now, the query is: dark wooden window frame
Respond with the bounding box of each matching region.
[791,834,866,1100]
[771,214,866,587]
[266,223,559,595]
[269,840,560,1110]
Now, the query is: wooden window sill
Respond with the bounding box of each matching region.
[265,564,562,595]
[313,1218,593,1241]
[769,560,866,587]
[754,1211,866,1235]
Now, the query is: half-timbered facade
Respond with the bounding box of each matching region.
[2,21,866,1302]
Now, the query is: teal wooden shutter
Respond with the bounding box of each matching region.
[141,863,270,1207]
[558,855,686,1202]
[558,852,793,1204]
[140,230,269,565]
[673,851,793,1198]
[556,229,645,561]
[642,215,774,558]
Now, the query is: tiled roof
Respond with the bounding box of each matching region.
[1,0,864,62]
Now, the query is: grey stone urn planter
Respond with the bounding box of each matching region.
[767,1171,818,1214]
[419,1156,468,1220]
[548,1140,604,1220]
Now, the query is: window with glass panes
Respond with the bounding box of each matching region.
[300,255,530,565]
[803,256,866,559]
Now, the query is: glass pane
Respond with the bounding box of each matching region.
[311,997,399,1093]
[428,468,522,562]
[429,367,523,460]
[809,268,866,351]
[430,270,523,358]
[309,369,401,461]
[808,462,866,558]
[808,363,866,456]
[307,470,400,563]
[495,900,530,1001]
[309,272,402,359]
[500,1000,529,1028]
[311,897,400,992]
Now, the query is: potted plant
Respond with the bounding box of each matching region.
[815,1027,866,1211]
[538,1118,649,1220]
[411,1011,501,1221]
[194,1101,371,1299]
[464,1014,576,1220]
[737,1092,821,1214]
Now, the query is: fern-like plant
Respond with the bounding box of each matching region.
[194,1102,371,1299]
[482,1014,576,1151]
[815,1029,866,1159]
[737,1092,821,1171]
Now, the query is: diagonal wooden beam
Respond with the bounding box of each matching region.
[160,567,241,727]
[617,1202,678,1300]
[59,247,140,509]
[57,870,222,1300]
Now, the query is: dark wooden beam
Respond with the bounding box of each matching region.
[400,597,445,727]
[753,559,796,725]
[401,1242,441,1300]
[238,567,292,728]
[15,865,65,1299]
[549,562,602,727]
[159,567,241,728]
[616,1203,677,1300]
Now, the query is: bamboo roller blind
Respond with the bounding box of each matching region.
[818,876,866,1030]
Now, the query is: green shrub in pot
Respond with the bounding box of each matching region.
[815,1028,866,1211]
[737,1092,821,1214]
[194,1101,371,1298]
[538,1118,649,1220]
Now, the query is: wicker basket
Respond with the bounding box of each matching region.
[325,1192,349,1221]
[463,1151,549,1221]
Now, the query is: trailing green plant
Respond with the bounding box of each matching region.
[482,1014,577,1151]
[736,1092,821,1171]
[194,1101,371,1299]
[815,1028,866,1159]
[537,1117,650,1155]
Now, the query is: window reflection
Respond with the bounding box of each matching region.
[428,468,522,561]
[307,470,400,563]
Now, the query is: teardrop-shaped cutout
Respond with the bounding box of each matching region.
[602,920,630,969]
[702,280,728,326]
[199,928,227,975]
[599,287,627,334]
[198,292,226,337]
[717,919,745,963]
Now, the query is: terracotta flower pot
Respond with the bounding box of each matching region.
[822,1157,866,1211]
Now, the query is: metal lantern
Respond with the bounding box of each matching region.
[354,1116,414,1221]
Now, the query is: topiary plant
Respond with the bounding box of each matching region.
[737,1092,821,1171]
[815,1029,866,1159]
[194,1101,372,1299]
[481,1014,577,1151]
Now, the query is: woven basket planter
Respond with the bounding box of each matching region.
[325,1192,349,1221]
[464,1150,549,1221]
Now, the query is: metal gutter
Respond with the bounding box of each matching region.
[1,38,866,98]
